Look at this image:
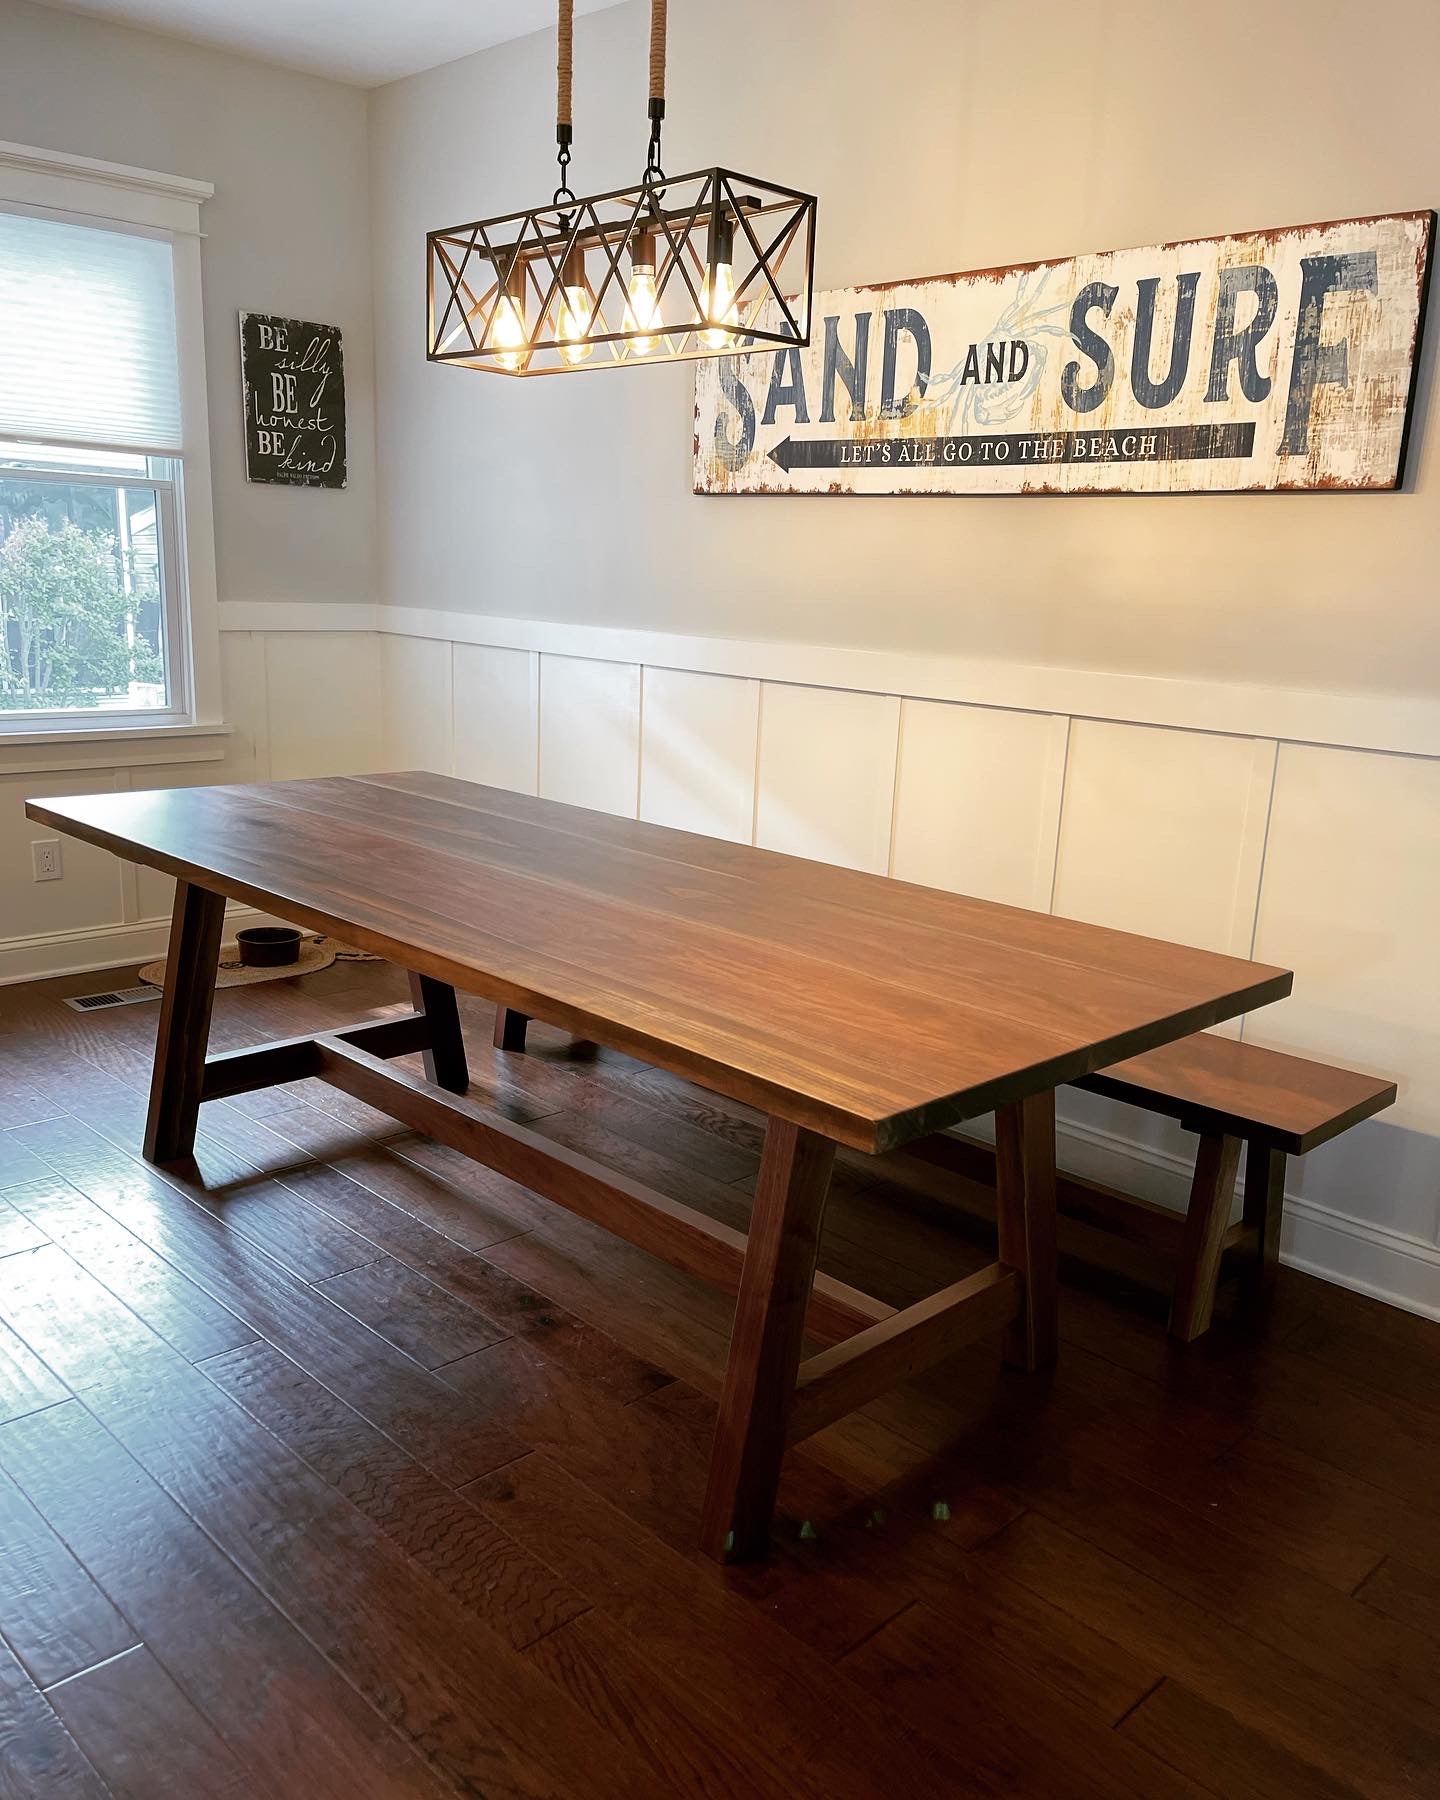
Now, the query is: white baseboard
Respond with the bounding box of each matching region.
[0,904,284,988]
[1280,1194,1440,1322]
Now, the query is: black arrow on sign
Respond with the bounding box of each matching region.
[765,422,1256,473]
[766,434,964,471]
[766,436,854,470]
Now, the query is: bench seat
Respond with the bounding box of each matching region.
[891,1034,1396,1342]
[1075,1035,1397,1156]
[1075,1033,1395,1339]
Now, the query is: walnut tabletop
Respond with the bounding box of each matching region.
[28,771,1292,1154]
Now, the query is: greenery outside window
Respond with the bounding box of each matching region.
[0,441,185,718]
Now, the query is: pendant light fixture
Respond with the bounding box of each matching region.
[426,0,816,376]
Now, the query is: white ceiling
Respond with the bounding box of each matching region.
[30,0,627,87]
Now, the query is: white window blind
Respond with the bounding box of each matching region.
[0,209,182,454]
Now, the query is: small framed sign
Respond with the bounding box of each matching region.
[239,312,347,489]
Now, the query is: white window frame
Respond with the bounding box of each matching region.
[0,140,221,746]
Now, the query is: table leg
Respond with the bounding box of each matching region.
[408,973,468,1094]
[994,1088,1059,1371]
[699,1118,836,1562]
[492,1007,529,1052]
[143,880,225,1164]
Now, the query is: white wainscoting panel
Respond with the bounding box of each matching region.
[1251,743,1440,1140]
[0,628,363,983]
[323,603,1439,759]
[755,683,901,874]
[382,634,453,774]
[890,701,1068,909]
[134,862,176,925]
[216,630,268,782]
[1052,719,1276,958]
[639,668,759,843]
[121,758,253,924]
[10,602,1437,1317]
[452,644,538,795]
[0,768,123,940]
[265,632,383,780]
[538,654,641,816]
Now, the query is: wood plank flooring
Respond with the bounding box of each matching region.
[0,957,1436,1798]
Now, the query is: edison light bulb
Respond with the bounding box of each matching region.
[559,288,593,363]
[623,231,661,355]
[559,245,593,365]
[493,291,526,372]
[701,214,740,350]
[701,259,739,350]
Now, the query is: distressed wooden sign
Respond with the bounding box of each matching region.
[240,312,347,489]
[693,211,1433,496]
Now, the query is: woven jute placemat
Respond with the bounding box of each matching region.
[138,933,384,991]
[139,937,337,990]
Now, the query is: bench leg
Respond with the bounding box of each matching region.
[144,880,226,1164]
[492,1007,529,1052]
[409,973,468,1094]
[994,1089,1059,1371]
[1240,1141,1286,1319]
[1170,1131,1242,1342]
[700,1118,836,1562]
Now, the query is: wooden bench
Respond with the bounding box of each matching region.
[894,1035,1396,1342]
[1071,1035,1396,1339]
[498,1004,1396,1344]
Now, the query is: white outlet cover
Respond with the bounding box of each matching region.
[31,839,62,882]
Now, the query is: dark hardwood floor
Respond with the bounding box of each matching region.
[0,957,1436,1798]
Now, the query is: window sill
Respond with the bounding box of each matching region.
[0,719,231,750]
[0,719,233,775]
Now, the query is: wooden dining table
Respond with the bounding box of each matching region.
[26,771,1293,1559]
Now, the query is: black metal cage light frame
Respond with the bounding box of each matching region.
[426,0,816,376]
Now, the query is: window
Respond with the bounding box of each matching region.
[0,147,217,737]
[0,440,182,718]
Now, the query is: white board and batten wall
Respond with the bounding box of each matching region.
[9,606,1435,1324]
[199,601,1433,1326]
[0,627,383,986]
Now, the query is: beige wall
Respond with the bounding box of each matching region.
[369,0,1440,698]
[0,0,377,612]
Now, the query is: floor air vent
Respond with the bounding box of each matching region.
[63,985,161,1012]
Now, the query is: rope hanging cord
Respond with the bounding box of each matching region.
[554,0,666,188]
[557,0,663,122]
[649,0,667,102]
[557,0,573,131]
[645,0,667,182]
[554,0,575,204]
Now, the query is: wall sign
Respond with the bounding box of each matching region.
[240,312,347,488]
[694,211,1433,497]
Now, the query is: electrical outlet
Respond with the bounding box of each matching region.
[31,838,62,882]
